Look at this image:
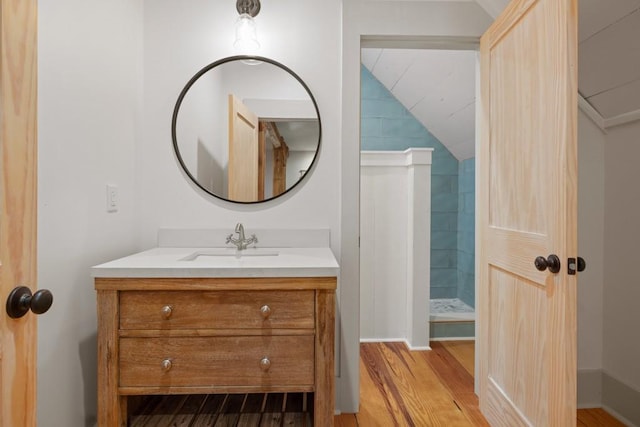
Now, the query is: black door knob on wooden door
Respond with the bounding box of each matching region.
[534,254,561,273]
[6,286,53,318]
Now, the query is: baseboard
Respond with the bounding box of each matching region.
[602,404,638,427]
[430,336,475,342]
[404,341,431,351]
[359,338,406,343]
[360,337,475,344]
[602,370,640,427]
[578,368,640,426]
[359,338,432,351]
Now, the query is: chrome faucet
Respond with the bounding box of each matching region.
[225,223,258,250]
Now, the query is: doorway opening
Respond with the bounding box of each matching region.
[358,47,477,344]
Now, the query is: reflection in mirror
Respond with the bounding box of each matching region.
[172,56,321,203]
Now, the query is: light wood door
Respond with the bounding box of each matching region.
[0,0,39,425]
[478,0,578,425]
[228,94,259,202]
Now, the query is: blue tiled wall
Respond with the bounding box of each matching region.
[361,65,460,299]
[457,158,475,308]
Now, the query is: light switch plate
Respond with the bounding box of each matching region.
[106,184,118,213]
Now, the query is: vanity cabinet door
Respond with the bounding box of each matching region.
[119,335,315,389]
[120,290,315,330]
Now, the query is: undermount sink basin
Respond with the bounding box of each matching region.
[180,248,279,261]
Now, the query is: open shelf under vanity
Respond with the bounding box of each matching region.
[129,392,314,426]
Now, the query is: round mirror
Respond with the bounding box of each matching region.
[172,56,321,203]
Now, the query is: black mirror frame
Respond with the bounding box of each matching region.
[171,55,322,204]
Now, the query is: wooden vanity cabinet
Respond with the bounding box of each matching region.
[95,277,336,426]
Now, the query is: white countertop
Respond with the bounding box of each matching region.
[91,247,340,278]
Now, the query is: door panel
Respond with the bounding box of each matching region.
[478,0,578,425]
[0,0,38,425]
[487,269,548,422]
[228,94,259,202]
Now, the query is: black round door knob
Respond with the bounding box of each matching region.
[6,286,53,319]
[577,257,586,272]
[534,254,561,273]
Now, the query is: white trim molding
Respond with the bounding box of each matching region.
[359,338,432,352]
[602,370,640,427]
[578,94,640,131]
[576,368,640,426]
[360,148,433,167]
[579,95,606,132]
[430,336,476,342]
[604,108,640,130]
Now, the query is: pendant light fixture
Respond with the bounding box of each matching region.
[234,0,261,54]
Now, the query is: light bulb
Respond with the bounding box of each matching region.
[234,13,260,53]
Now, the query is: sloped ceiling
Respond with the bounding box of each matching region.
[361,48,477,160]
[579,0,640,122]
[363,0,640,161]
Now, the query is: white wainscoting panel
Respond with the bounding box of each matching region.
[360,148,433,349]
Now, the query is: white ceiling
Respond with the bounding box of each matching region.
[362,0,640,160]
[361,48,477,160]
[578,0,640,119]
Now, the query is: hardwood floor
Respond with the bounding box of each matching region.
[335,341,486,426]
[335,341,627,427]
[577,408,627,427]
[128,340,626,426]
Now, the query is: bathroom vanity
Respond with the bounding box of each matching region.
[93,239,338,426]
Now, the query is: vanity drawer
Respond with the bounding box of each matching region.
[120,290,314,330]
[119,335,315,388]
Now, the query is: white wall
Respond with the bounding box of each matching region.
[138,0,341,245]
[37,1,142,425]
[286,151,316,189]
[175,67,224,194]
[576,110,606,408]
[603,120,640,391]
[577,110,606,372]
[475,0,509,19]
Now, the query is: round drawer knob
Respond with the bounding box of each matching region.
[259,357,271,372]
[260,305,271,319]
[161,305,173,319]
[161,359,172,372]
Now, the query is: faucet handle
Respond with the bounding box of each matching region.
[251,234,258,244]
[225,234,233,243]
